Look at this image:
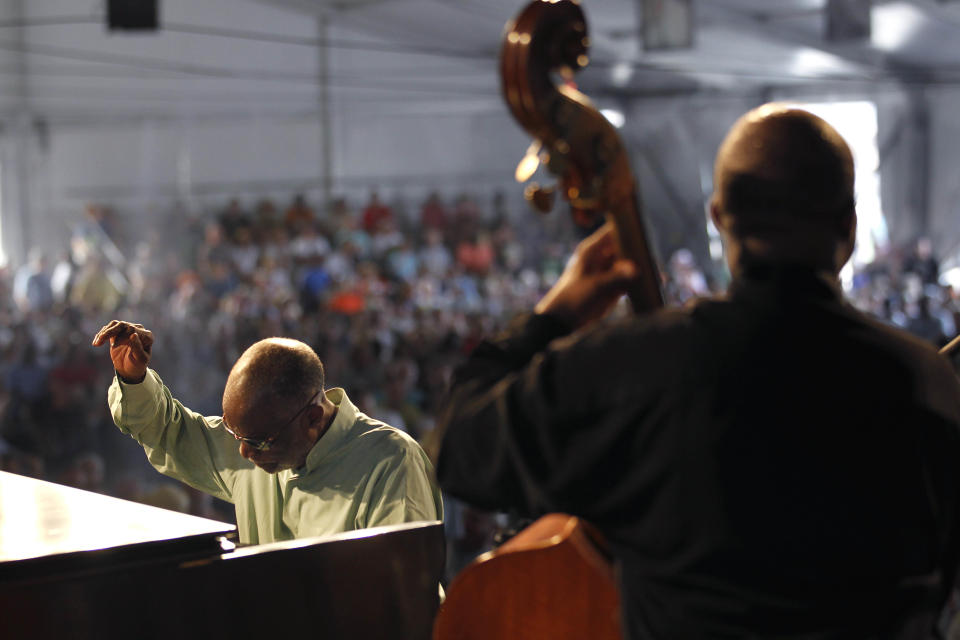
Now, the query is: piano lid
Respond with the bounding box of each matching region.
[0,470,234,574]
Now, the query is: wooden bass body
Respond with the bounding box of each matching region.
[433,514,621,639]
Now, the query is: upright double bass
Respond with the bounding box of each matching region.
[434,1,662,638]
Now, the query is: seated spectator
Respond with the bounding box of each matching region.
[385,239,419,284]
[299,256,332,314]
[327,197,355,238]
[253,198,280,235]
[253,254,294,302]
[327,272,366,315]
[456,232,494,276]
[371,218,405,261]
[4,340,48,421]
[13,250,54,314]
[361,191,393,234]
[419,229,453,278]
[420,192,448,233]
[260,226,292,264]
[169,271,207,324]
[218,199,251,243]
[229,227,261,281]
[289,223,331,270]
[903,236,939,285]
[202,260,237,300]
[196,221,231,268]
[492,221,524,273]
[490,190,509,229]
[283,193,315,233]
[324,241,358,284]
[450,193,481,244]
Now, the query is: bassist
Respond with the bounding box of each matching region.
[434,105,960,639]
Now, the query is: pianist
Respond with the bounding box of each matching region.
[92,319,442,544]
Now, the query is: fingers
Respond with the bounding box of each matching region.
[128,332,149,364]
[131,324,153,353]
[91,320,152,350]
[596,259,638,295]
[92,319,127,347]
[142,332,153,353]
[577,224,635,279]
[577,222,617,260]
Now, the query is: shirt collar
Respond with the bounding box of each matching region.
[292,388,357,477]
[729,262,842,303]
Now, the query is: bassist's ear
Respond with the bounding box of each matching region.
[709,200,728,233]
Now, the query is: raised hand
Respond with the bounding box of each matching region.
[534,222,639,330]
[91,320,154,384]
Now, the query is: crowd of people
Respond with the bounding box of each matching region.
[0,190,589,557]
[847,237,957,348]
[0,188,956,574]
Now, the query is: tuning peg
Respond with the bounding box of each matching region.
[524,182,556,214]
[515,140,543,183]
[546,142,569,176]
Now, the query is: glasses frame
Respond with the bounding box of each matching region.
[222,389,323,452]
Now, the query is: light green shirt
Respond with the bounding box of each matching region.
[109,369,443,544]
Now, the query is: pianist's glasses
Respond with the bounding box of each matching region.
[222,389,323,452]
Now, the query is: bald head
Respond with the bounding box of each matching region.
[711,104,856,271]
[223,337,325,424]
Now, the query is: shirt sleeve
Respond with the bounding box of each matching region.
[108,369,244,503]
[361,444,444,528]
[435,312,585,516]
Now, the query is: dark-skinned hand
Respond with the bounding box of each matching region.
[534,222,639,330]
[91,320,154,384]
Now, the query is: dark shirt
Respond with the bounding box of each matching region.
[437,265,960,639]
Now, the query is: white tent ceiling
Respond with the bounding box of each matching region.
[3,0,960,268]
[2,0,960,123]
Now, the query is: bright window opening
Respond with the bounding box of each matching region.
[794,101,887,288]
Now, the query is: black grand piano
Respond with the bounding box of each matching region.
[0,470,445,639]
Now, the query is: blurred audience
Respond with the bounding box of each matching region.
[1,188,955,585]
